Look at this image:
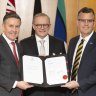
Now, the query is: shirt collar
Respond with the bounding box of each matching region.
[35,34,49,42]
[2,33,15,44]
[80,31,94,42]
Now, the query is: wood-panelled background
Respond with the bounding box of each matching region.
[65,0,96,45]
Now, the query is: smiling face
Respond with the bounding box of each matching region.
[2,18,21,41]
[77,12,95,38]
[33,16,50,39]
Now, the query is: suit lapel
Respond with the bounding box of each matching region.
[69,36,79,68]
[49,36,52,55]
[49,36,55,55]
[81,32,96,62]
[0,35,20,70]
[16,42,23,71]
[32,36,39,55]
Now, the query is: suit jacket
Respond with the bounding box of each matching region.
[0,35,23,96]
[67,32,96,96]
[20,35,67,96]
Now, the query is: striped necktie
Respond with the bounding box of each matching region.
[71,39,84,94]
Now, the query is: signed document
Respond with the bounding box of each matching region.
[23,56,43,84]
[23,55,68,86]
[45,56,68,85]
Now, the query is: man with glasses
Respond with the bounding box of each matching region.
[20,13,66,96]
[63,7,96,96]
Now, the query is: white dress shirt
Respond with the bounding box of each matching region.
[35,35,49,56]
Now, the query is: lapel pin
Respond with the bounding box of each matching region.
[52,53,56,56]
[60,52,62,55]
[89,42,93,44]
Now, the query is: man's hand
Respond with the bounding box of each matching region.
[61,81,79,89]
[16,81,33,90]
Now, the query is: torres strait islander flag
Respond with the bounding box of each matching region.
[6,0,16,13]
[54,0,67,42]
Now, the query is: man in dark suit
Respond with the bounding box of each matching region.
[63,7,96,96]
[20,13,67,96]
[0,12,32,96]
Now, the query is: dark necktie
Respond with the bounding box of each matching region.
[71,39,84,93]
[11,42,19,66]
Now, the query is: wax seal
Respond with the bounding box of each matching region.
[63,75,68,79]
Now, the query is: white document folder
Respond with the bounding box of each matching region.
[23,55,68,87]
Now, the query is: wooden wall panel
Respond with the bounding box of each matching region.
[65,0,78,44]
[65,0,96,45]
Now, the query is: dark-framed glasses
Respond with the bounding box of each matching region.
[78,19,95,23]
[34,24,50,29]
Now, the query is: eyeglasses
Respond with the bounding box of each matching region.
[34,24,50,29]
[78,19,94,23]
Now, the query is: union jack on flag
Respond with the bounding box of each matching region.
[6,0,16,13]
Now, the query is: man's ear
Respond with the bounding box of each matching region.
[32,24,35,30]
[2,23,4,32]
[93,20,96,28]
[76,19,79,27]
